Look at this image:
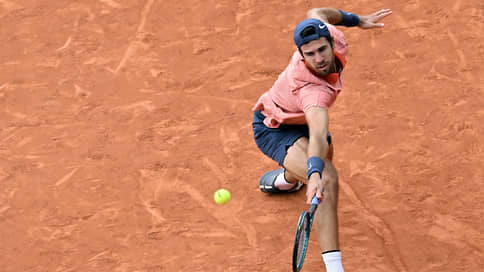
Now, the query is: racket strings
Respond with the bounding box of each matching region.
[296,216,309,265]
[293,200,320,271]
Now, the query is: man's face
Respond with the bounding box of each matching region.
[300,37,335,77]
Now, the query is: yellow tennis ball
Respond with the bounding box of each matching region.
[214,189,231,205]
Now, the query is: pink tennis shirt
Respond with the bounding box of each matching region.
[252,24,348,128]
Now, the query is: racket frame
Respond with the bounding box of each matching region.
[292,197,320,271]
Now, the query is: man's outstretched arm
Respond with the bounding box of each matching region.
[307,7,392,29]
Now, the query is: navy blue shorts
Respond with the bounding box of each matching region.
[252,110,332,166]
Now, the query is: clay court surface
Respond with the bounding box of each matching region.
[1,0,483,271]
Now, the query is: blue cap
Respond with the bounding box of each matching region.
[293,18,332,48]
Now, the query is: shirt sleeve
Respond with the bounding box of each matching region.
[298,85,336,111]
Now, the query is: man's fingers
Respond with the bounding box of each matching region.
[306,194,313,204]
[306,189,315,204]
[376,9,392,15]
[377,9,392,19]
[316,190,322,199]
[361,23,384,29]
[380,11,393,19]
[370,9,392,21]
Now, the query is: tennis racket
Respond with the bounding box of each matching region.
[292,195,320,272]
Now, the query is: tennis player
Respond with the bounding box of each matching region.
[252,7,392,271]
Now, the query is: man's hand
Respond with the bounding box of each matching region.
[306,172,325,204]
[358,9,393,29]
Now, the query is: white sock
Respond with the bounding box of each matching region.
[273,171,295,190]
[322,251,344,272]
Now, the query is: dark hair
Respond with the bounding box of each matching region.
[298,26,334,57]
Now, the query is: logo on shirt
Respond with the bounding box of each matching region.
[319,24,327,30]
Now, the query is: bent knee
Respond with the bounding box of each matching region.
[326,174,339,191]
[323,166,339,189]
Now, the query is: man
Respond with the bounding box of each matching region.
[252,7,392,271]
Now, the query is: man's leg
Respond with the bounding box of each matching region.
[283,136,341,254]
[284,136,334,182]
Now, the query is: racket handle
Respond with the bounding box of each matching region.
[311,195,320,205]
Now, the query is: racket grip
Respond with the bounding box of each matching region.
[311,196,320,205]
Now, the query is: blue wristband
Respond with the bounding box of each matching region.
[336,10,360,27]
[307,156,325,179]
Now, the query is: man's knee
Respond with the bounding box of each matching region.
[323,165,339,195]
[326,176,339,197]
[324,161,338,178]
